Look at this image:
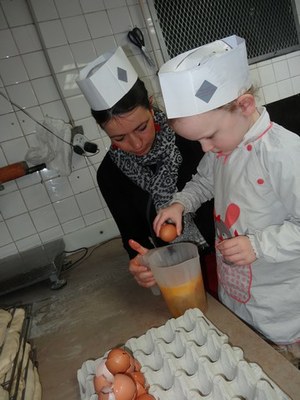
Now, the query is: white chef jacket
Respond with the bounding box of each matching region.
[173,107,300,345]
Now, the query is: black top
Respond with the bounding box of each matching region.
[97,135,215,259]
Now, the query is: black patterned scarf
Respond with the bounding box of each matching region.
[109,110,207,247]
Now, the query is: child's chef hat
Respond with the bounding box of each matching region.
[77,47,138,111]
[158,35,252,118]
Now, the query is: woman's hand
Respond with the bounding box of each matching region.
[217,236,257,265]
[128,239,156,288]
[153,203,184,238]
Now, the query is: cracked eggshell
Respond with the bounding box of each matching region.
[94,375,113,394]
[127,371,145,387]
[98,392,115,400]
[135,381,147,398]
[113,373,137,400]
[106,349,131,375]
[95,359,114,382]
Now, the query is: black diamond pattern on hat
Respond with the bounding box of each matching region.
[195,80,217,103]
[117,67,128,82]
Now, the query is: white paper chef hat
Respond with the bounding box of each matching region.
[158,35,252,118]
[76,47,138,111]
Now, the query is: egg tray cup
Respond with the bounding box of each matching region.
[77,308,291,400]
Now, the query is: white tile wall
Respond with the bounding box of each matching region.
[0,0,300,259]
[1,137,29,163]
[6,213,37,241]
[53,196,81,223]
[30,204,59,231]
[22,51,50,79]
[0,191,27,219]
[56,70,81,98]
[70,41,97,68]
[39,20,68,48]
[16,106,44,135]
[54,0,82,18]
[1,0,32,27]
[47,45,76,73]
[6,81,38,108]
[31,76,60,104]
[0,113,23,141]
[0,29,19,58]
[0,56,29,85]
[15,233,41,252]
[107,7,132,34]
[62,15,91,43]
[0,222,13,247]
[85,11,113,38]
[79,0,105,13]
[0,7,8,29]
[45,176,73,201]
[21,183,51,210]
[0,91,14,115]
[12,25,42,53]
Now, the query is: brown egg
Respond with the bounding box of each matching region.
[137,395,155,400]
[113,373,137,400]
[135,381,147,397]
[133,359,141,372]
[105,348,131,375]
[127,371,145,387]
[94,375,113,394]
[125,354,135,373]
[159,223,177,242]
[95,359,114,381]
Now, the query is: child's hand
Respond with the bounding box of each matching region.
[217,236,257,265]
[128,239,156,288]
[153,203,184,238]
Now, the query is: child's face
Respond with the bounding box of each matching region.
[170,107,250,155]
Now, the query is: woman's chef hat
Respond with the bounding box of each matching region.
[158,35,252,118]
[76,47,138,111]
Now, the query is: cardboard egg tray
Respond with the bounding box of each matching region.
[77,308,291,400]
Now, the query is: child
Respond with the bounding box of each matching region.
[154,35,300,364]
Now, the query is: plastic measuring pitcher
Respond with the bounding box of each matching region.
[140,242,207,317]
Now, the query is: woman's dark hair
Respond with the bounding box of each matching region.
[91,78,150,127]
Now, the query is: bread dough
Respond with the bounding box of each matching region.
[0,310,12,348]
[10,309,25,334]
[0,330,20,380]
[0,307,41,400]
[0,308,25,380]
[0,385,9,400]
[33,366,42,400]
[6,341,31,397]
[23,359,34,400]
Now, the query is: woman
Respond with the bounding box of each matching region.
[77,47,216,293]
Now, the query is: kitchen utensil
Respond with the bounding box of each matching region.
[139,242,207,317]
[0,161,46,190]
[127,27,155,67]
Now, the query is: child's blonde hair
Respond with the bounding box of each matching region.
[219,85,258,112]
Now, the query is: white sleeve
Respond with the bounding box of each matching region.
[171,152,215,213]
[251,132,300,262]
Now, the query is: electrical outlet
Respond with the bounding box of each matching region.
[73,134,85,147]
[71,125,84,142]
[72,129,99,155]
[72,133,86,155]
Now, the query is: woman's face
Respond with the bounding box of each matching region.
[104,106,156,156]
